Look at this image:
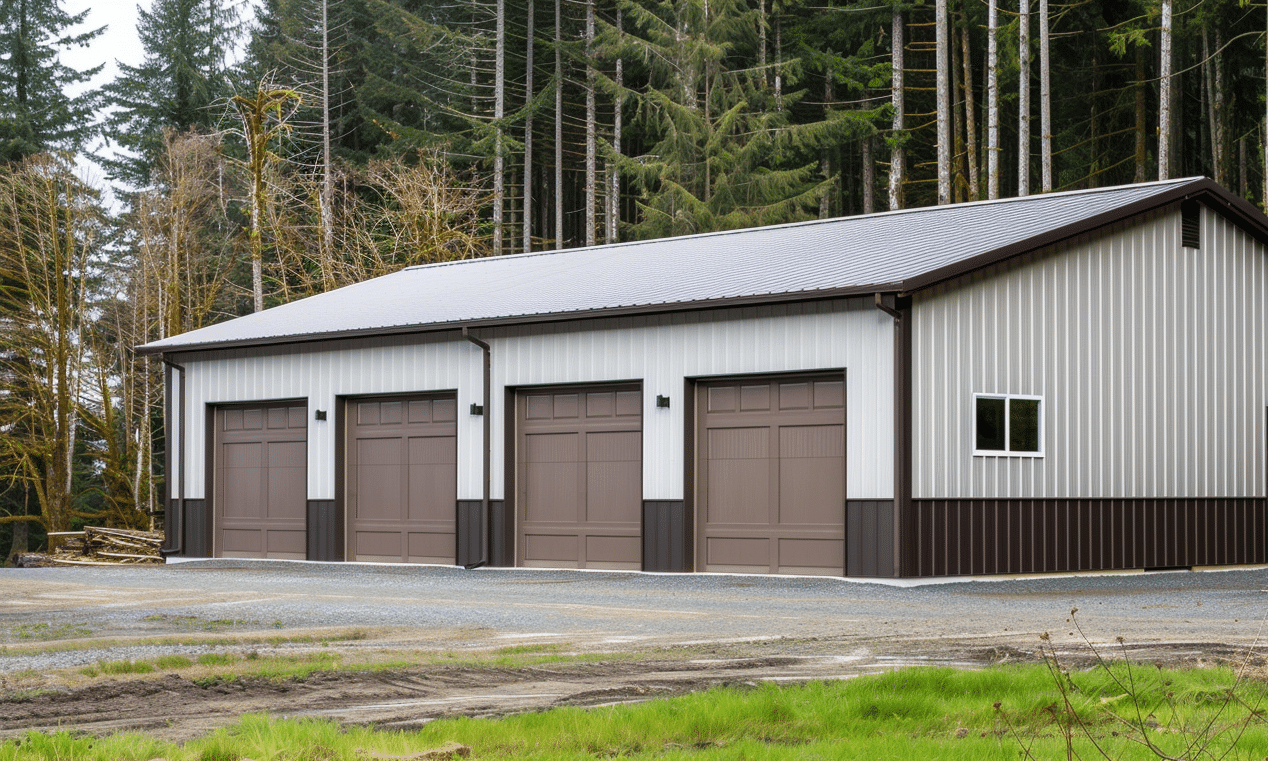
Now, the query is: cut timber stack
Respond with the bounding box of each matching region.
[41,527,165,566]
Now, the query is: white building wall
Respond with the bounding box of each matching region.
[912,205,1268,499]
[175,297,895,503]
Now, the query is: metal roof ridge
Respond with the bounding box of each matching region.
[400,177,1207,274]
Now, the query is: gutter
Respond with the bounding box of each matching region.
[461,327,491,569]
[159,357,186,558]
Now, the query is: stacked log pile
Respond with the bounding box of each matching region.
[23,527,165,566]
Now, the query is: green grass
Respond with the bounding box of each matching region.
[9,622,92,641]
[1,663,1265,760]
[79,660,155,678]
[153,655,194,669]
[195,653,236,667]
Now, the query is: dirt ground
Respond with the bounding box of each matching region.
[3,563,1266,742]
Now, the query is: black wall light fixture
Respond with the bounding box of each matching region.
[656,395,670,408]
[314,410,327,421]
[470,403,484,416]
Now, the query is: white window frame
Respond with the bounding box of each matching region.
[973,393,1044,458]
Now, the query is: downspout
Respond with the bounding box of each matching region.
[159,357,186,558]
[461,327,491,569]
[874,293,911,578]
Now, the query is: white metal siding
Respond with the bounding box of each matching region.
[176,298,894,503]
[180,340,483,500]
[913,206,1268,499]
[489,299,894,500]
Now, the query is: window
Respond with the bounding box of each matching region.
[974,394,1042,456]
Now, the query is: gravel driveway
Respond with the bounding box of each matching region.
[3,561,1267,740]
[3,560,1266,666]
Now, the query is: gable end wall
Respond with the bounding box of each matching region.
[912,205,1268,501]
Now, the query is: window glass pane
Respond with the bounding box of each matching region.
[1009,399,1041,452]
[975,397,1006,450]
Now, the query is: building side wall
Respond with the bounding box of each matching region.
[912,206,1268,500]
[174,298,895,504]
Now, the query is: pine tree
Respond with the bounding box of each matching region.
[102,0,240,185]
[0,0,103,160]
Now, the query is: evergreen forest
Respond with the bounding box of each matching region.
[0,0,1264,555]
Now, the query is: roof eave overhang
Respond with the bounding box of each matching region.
[135,283,903,357]
[896,178,1268,295]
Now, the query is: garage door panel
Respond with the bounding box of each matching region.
[518,385,642,569]
[699,376,844,575]
[221,529,261,554]
[778,538,843,574]
[586,535,641,568]
[586,462,641,523]
[347,393,457,564]
[813,381,845,408]
[526,462,581,523]
[267,441,308,520]
[356,531,401,559]
[408,532,452,562]
[266,529,306,557]
[708,461,769,524]
[525,533,579,563]
[708,536,770,568]
[215,403,308,559]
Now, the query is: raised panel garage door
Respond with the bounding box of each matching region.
[346,395,457,563]
[214,403,308,559]
[697,376,845,575]
[516,386,642,569]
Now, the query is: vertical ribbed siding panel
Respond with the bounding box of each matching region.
[181,340,480,500]
[489,298,893,501]
[914,207,1268,502]
[912,497,1266,575]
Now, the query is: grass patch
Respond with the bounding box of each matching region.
[97,659,155,675]
[243,652,341,680]
[1,663,1265,759]
[494,642,566,656]
[153,655,194,669]
[9,622,92,641]
[196,653,236,667]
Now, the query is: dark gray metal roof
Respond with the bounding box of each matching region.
[141,177,1260,354]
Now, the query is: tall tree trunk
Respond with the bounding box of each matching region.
[554,0,564,249]
[952,17,965,203]
[1018,0,1030,196]
[608,7,623,243]
[584,0,596,246]
[889,6,905,210]
[822,75,834,218]
[1240,135,1248,197]
[493,0,506,255]
[759,0,768,88]
[1158,0,1172,180]
[319,0,333,288]
[862,137,875,214]
[987,0,999,198]
[523,0,534,252]
[1135,44,1147,182]
[961,25,979,201]
[1203,29,1225,186]
[1039,0,1051,191]
[936,0,950,205]
[775,12,783,107]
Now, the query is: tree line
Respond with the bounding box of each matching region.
[0,0,1265,558]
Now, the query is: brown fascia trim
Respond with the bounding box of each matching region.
[134,284,899,358]
[898,178,1268,295]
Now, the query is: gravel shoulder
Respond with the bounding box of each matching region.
[2,561,1266,741]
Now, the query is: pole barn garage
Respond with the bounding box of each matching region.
[141,178,1268,578]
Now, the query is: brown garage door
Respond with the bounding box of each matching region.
[214,403,308,559]
[516,385,642,569]
[346,395,457,563]
[697,375,845,575]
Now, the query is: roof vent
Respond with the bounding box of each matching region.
[1181,200,1200,249]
